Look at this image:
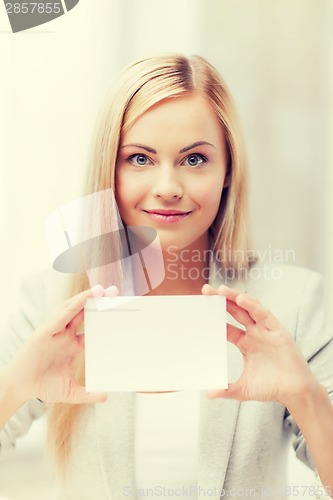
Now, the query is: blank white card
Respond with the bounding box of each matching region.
[84,295,227,392]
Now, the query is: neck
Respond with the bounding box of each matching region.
[134,237,212,296]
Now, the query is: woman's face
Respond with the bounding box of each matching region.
[115,93,229,252]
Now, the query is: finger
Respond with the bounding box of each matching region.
[51,285,105,333]
[202,284,243,300]
[64,284,104,308]
[216,285,243,302]
[202,285,254,329]
[77,333,85,349]
[226,323,246,348]
[206,381,244,401]
[201,284,218,295]
[236,294,281,330]
[227,300,254,329]
[104,285,119,297]
[66,309,84,333]
[70,386,108,405]
[206,388,229,399]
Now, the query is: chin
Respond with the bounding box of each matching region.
[158,235,203,252]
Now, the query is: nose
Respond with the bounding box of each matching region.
[151,165,183,200]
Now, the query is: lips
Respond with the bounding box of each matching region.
[143,209,192,224]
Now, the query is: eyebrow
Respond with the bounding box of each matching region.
[120,141,216,154]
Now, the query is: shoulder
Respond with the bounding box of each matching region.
[19,268,71,325]
[233,260,324,341]
[251,262,331,353]
[0,270,71,365]
[244,260,321,301]
[210,257,321,302]
[244,261,323,314]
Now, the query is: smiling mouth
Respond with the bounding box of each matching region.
[143,209,192,223]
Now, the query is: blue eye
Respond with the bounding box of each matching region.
[183,154,207,168]
[128,154,152,167]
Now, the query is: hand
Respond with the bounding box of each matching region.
[202,284,319,406]
[4,284,119,405]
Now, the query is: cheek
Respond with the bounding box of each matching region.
[195,178,224,213]
[115,172,138,209]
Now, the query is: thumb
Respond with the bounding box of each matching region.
[70,386,108,404]
[206,382,242,400]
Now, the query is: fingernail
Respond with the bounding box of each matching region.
[105,285,119,297]
[206,391,216,399]
[91,284,104,297]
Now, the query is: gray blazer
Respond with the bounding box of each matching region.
[1,261,332,499]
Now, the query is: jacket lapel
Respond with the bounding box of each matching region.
[197,258,246,498]
[94,392,136,499]
[198,395,241,499]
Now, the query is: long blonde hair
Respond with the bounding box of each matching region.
[47,53,252,474]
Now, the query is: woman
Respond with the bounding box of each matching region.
[0,53,332,499]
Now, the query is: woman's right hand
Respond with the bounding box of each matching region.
[2,284,118,406]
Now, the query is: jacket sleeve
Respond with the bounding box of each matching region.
[0,273,48,459]
[283,271,333,470]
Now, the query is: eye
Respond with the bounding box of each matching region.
[127,154,152,167]
[183,153,207,168]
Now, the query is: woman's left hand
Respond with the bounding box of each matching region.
[202,284,319,406]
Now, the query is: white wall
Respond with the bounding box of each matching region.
[325,0,333,314]
[0,0,121,315]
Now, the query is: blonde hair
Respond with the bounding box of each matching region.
[47,53,252,474]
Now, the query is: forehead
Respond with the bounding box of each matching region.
[121,94,224,147]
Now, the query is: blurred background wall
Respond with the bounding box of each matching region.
[0,0,332,498]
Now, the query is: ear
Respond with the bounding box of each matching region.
[223,170,231,188]
[223,144,231,188]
